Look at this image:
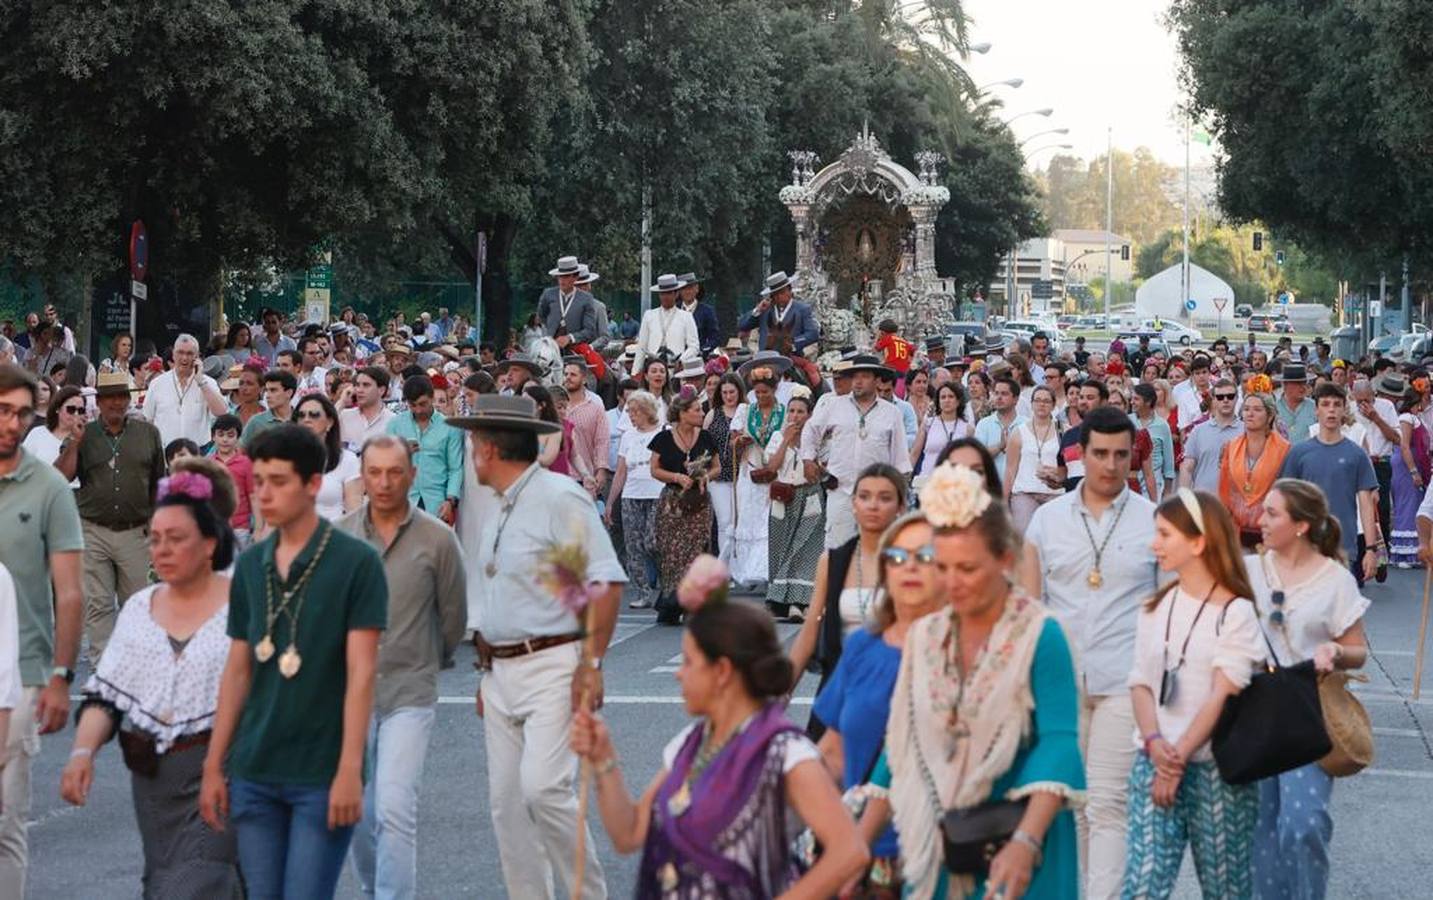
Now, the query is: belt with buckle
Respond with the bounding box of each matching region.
[473,632,582,669]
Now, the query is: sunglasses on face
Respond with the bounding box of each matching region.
[881,545,937,567]
[62,405,86,416]
[1214,392,1237,401]
[296,409,326,421]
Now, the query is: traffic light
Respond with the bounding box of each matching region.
[1120,244,1130,261]
[1253,232,1263,251]
[1275,250,1285,266]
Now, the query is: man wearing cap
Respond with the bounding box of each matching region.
[536,256,600,349]
[633,274,700,372]
[453,395,624,900]
[141,333,228,447]
[678,273,720,355]
[1274,362,1317,442]
[561,356,611,499]
[62,371,165,666]
[800,354,910,548]
[252,308,297,366]
[738,271,819,357]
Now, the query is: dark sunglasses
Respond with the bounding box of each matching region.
[1269,590,1286,626]
[296,409,327,420]
[1213,392,1237,401]
[62,405,86,416]
[881,545,937,567]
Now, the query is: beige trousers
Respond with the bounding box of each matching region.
[81,520,150,667]
[0,687,42,900]
[1078,692,1138,900]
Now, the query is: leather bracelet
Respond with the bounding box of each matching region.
[1010,828,1043,868]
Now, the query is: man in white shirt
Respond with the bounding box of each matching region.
[799,355,911,548]
[295,334,328,397]
[1354,377,1400,548]
[1019,406,1158,900]
[632,274,699,372]
[141,334,227,446]
[1172,353,1213,435]
[339,366,396,452]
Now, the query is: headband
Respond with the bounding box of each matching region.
[1176,487,1205,534]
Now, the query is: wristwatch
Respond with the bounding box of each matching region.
[51,666,75,685]
[587,656,604,671]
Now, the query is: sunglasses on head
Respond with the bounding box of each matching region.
[881,545,937,567]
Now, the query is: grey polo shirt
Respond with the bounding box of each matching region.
[0,450,84,686]
[1026,486,1159,696]
[338,503,467,714]
[1184,418,1244,492]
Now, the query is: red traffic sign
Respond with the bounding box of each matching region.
[129,220,148,282]
[1213,298,1228,311]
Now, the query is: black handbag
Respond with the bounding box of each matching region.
[1211,613,1331,785]
[939,799,1030,876]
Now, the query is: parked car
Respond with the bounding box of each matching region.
[1234,303,1253,319]
[1247,313,1286,333]
[1114,331,1173,359]
[1273,318,1295,334]
[1367,333,1402,355]
[1143,320,1204,345]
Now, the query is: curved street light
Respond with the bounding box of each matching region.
[969,42,993,55]
[1003,108,1054,126]
[1019,127,1070,147]
[1024,143,1075,160]
[977,78,1023,92]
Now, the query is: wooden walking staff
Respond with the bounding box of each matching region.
[1414,568,1433,700]
[572,602,596,900]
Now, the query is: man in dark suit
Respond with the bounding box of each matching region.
[677,272,721,355]
[737,271,820,357]
[536,255,600,349]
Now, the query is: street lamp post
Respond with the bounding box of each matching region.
[1019,128,1071,148]
[1003,108,1054,127]
[1023,142,1073,161]
[976,78,1023,92]
[969,42,993,54]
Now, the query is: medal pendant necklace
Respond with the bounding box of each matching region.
[851,395,877,440]
[1078,491,1129,588]
[258,522,334,677]
[486,465,540,578]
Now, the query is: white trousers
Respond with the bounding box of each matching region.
[481,642,606,900]
[824,488,856,549]
[1078,692,1137,900]
[711,481,737,566]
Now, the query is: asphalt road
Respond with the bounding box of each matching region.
[24,571,1433,899]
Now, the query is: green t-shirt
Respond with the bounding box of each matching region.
[226,519,387,785]
[0,451,84,686]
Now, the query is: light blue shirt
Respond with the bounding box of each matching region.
[894,397,918,446]
[472,463,627,642]
[386,411,465,511]
[974,412,1028,482]
[1184,418,1243,492]
[1276,395,1317,444]
[1026,486,1159,696]
[1134,412,1176,498]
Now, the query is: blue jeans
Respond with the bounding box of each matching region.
[348,706,436,899]
[230,777,355,899]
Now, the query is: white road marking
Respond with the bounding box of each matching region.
[1374,727,1426,738]
[1363,768,1433,780]
[438,694,816,705]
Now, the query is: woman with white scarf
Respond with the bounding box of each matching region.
[861,463,1083,899]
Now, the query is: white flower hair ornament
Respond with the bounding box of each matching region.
[918,462,993,529]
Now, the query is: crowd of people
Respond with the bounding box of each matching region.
[0,257,1418,899]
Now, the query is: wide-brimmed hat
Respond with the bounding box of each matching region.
[649,273,688,294]
[1277,362,1317,384]
[925,336,948,353]
[446,395,561,435]
[673,352,707,380]
[548,255,581,277]
[759,271,797,298]
[495,353,546,377]
[95,372,137,398]
[1372,371,1412,397]
[202,355,229,381]
[723,337,745,352]
[561,353,589,374]
[842,353,894,379]
[677,272,702,286]
[738,350,793,383]
[576,264,600,286]
[382,339,413,358]
[430,344,461,363]
[219,364,246,391]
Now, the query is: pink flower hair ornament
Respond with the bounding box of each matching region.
[676,554,730,612]
[157,471,214,503]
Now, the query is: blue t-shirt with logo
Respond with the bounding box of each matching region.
[1279,437,1377,561]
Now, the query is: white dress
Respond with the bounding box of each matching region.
[729,403,781,584]
[315,449,361,521]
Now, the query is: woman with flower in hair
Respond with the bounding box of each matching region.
[862,463,1084,899]
[649,387,722,625]
[60,469,241,897]
[569,555,870,896]
[1219,378,1290,550]
[730,356,790,589]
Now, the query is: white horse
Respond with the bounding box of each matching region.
[521,333,566,389]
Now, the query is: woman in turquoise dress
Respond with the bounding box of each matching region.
[862,463,1084,899]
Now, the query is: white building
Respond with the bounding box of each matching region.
[990,238,1067,317]
[1135,263,1234,324]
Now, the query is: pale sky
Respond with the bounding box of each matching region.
[958,0,1216,169]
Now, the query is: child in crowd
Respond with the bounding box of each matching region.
[210,414,257,549]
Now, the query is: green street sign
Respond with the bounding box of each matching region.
[306,265,332,290]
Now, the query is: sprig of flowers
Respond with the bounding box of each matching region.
[684,451,713,480]
[676,554,730,612]
[536,541,605,618]
[919,462,992,529]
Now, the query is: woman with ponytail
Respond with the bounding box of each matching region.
[570,555,869,896]
[1246,478,1369,899]
[59,469,240,897]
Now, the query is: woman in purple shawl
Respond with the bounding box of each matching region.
[571,557,869,897]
